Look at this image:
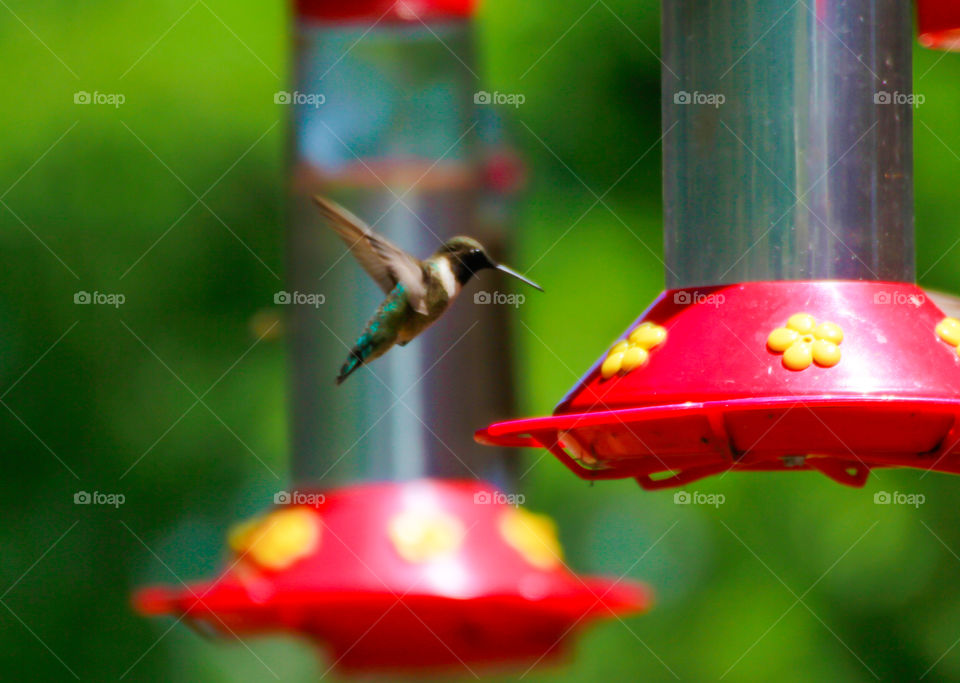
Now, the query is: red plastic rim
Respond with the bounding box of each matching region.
[296,0,475,22]
[477,281,960,490]
[478,395,960,490]
[918,0,960,50]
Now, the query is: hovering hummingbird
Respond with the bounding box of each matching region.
[313,195,544,384]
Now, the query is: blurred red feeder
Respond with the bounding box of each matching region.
[918,0,960,50]
[296,0,474,22]
[478,281,960,490]
[135,479,651,671]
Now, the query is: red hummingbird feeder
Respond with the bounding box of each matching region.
[919,0,960,50]
[478,0,960,490]
[134,0,650,672]
[135,479,649,671]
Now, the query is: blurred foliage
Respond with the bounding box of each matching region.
[2,0,960,681]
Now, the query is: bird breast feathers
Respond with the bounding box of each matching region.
[434,258,459,299]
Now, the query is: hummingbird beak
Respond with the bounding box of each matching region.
[495,263,544,292]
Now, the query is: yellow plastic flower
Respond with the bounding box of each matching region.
[228,508,320,571]
[601,322,667,379]
[937,318,960,357]
[388,509,465,563]
[499,508,563,570]
[767,313,843,371]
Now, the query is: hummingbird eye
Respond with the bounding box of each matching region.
[456,248,490,275]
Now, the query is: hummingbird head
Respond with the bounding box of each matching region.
[438,237,544,291]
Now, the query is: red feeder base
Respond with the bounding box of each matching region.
[917,0,960,50]
[134,479,650,672]
[296,0,474,23]
[477,281,960,490]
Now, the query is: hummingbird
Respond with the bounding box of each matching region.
[312,195,544,385]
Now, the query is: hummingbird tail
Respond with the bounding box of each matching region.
[336,330,385,385]
[336,291,405,385]
[336,349,366,385]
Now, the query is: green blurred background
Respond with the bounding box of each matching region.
[3,1,960,681]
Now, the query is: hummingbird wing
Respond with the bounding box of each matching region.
[312,195,429,315]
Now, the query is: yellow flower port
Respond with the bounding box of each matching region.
[601,321,668,379]
[228,507,321,571]
[766,313,843,371]
[936,317,960,357]
[499,508,564,571]
[387,509,466,563]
